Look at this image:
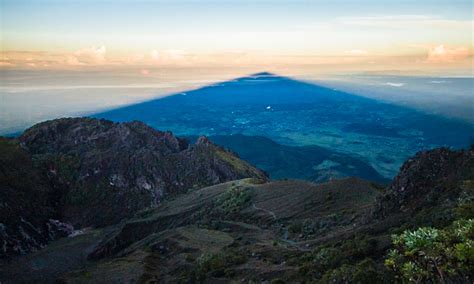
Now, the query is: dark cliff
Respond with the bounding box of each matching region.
[372,147,473,222]
[1,118,267,258]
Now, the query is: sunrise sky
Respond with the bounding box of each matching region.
[1,0,473,74]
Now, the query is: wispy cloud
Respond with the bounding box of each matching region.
[0,48,249,69]
[346,49,369,56]
[385,82,405,87]
[429,80,450,84]
[149,49,192,66]
[0,43,471,73]
[1,46,109,68]
[338,15,472,29]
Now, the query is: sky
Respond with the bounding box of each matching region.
[1,0,473,74]
[0,0,473,134]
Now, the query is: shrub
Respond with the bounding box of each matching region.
[288,222,303,234]
[455,188,474,219]
[385,219,474,283]
[217,186,252,214]
[298,235,379,279]
[298,247,342,278]
[319,258,386,284]
[193,249,247,281]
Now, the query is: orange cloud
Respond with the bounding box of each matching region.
[149,49,193,66]
[66,46,107,66]
[0,61,15,67]
[426,44,471,63]
[0,44,471,73]
[346,49,369,56]
[0,46,110,69]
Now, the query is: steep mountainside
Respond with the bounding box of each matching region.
[372,146,474,224]
[0,138,73,258]
[2,146,471,283]
[0,118,266,259]
[19,118,267,228]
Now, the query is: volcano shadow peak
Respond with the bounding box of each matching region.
[94,72,474,180]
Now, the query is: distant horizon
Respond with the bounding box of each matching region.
[1,70,473,135]
[1,0,472,75]
[1,0,473,134]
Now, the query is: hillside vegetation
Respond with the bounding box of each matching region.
[0,118,472,283]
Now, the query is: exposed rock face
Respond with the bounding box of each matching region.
[18,118,267,228]
[0,118,266,258]
[0,138,73,258]
[372,147,473,219]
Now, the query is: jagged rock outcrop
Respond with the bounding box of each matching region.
[18,118,267,228]
[372,147,473,219]
[0,118,266,258]
[0,138,73,259]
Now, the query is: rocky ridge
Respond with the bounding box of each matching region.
[0,118,472,283]
[0,118,267,259]
[372,146,473,220]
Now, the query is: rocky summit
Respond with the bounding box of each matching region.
[372,147,474,220]
[0,118,266,259]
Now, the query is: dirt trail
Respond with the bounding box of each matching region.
[252,203,277,220]
[251,203,310,251]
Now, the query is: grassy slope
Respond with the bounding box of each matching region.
[16,178,379,283]
[2,146,472,283]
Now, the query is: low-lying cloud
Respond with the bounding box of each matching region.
[426,44,471,63]
[385,82,405,87]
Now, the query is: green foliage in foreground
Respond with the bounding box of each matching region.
[297,235,385,282]
[385,219,474,283]
[319,258,382,283]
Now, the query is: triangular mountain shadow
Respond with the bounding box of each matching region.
[94,71,378,119]
[94,71,472,146]
[93,71,473,179]
[249,71,275,76]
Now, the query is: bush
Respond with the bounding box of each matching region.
[193,249,247,281]
[385,219,474,283]
[288,222,303,234]
[298,247,342,278]
[319,258,382,284]
[217,186,252,214]
[298,235,379,279]
[455,188,474,219]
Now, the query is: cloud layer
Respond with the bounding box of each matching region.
[0,43,471,72]
[426,45,471,63]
